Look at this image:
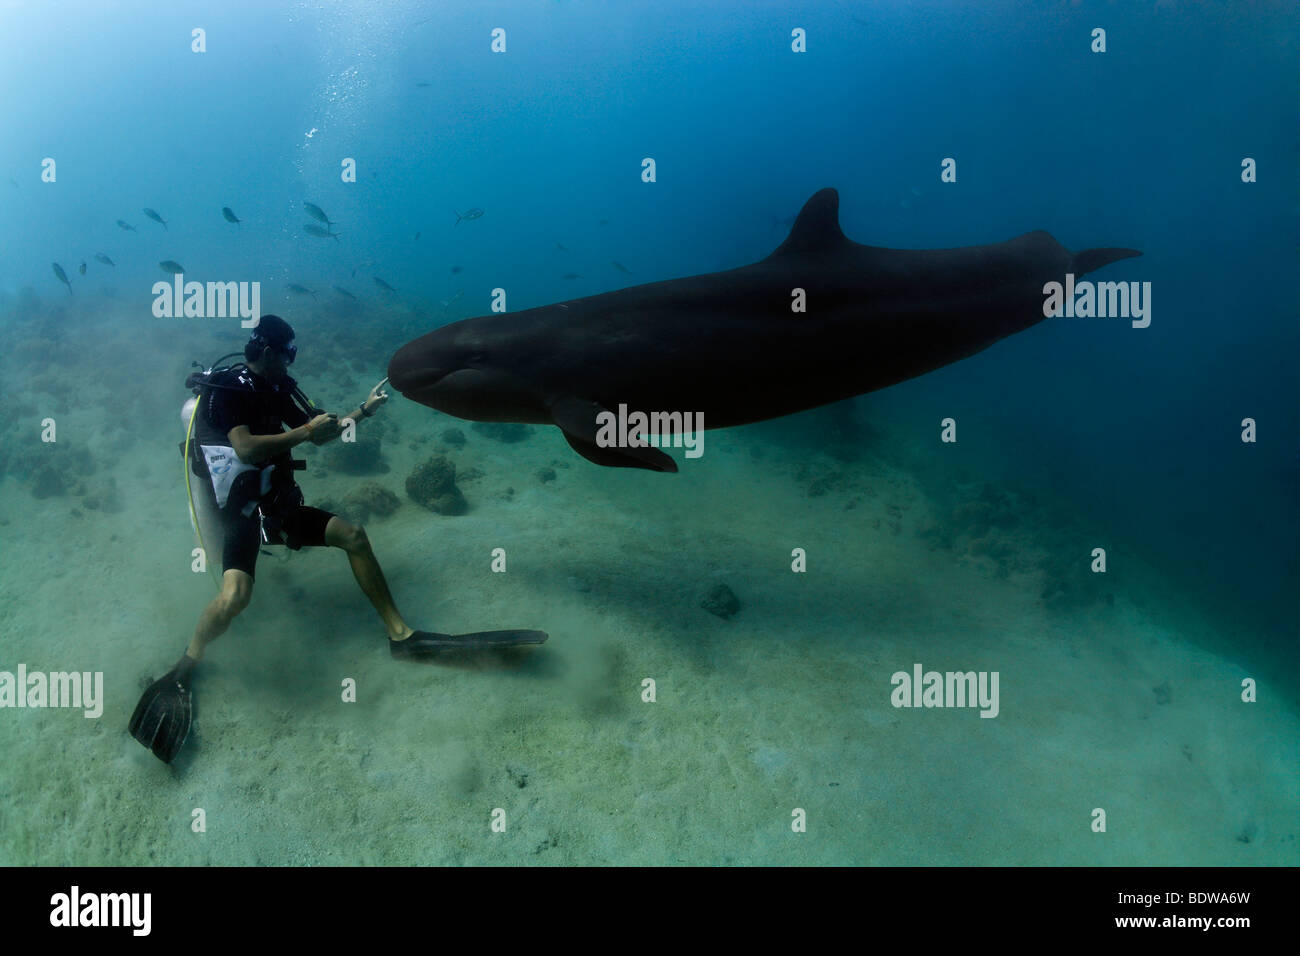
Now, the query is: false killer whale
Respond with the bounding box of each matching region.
[388,188,1140,471]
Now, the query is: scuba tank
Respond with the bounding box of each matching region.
[181,391,227,582]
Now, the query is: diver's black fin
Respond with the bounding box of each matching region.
[128,665,193,763]
[391,630,549,658]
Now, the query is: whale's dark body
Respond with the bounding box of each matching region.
[388,188,1140,471]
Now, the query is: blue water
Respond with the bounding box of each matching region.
[0,0,1295,866]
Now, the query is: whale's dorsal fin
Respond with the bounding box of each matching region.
[765,187,848,260]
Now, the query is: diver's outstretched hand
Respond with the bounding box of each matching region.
[366,377,390,412]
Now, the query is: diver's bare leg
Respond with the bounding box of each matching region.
[325,516,413,640]
[188,569,253,659]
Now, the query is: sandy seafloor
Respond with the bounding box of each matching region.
[0,304,1297,866]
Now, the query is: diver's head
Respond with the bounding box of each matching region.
[245,314,297,383]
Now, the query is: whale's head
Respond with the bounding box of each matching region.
[387,316,550,423]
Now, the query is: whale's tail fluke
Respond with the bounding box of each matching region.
[1073,246,1142,276]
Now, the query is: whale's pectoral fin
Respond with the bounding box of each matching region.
[550,396,679,472]
[561,430,679,471]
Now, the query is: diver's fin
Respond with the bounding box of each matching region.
[128,658,195,763]
[390,629,549,658]
[550,395,678,472]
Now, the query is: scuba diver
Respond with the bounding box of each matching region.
[129,314,546,764]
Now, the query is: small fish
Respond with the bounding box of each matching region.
[159,260,185,275]
[439,289,464,310]
[94,253,115,267]
[611,260,632,274]
[373,277,396,292]
[332,285,357,300]
[142,208,168,230]
[222,206,242,225]
[598,219,609,227]
[8,177,17,189]
[303,202,334,226]
[454,208,484,226]
[52,263,72,295]
[303,223,340,241]
[415,81,431,88]
[414,231,421,241]
[287,284,317,299]
[450,265,463,274]
[78,261,87,275]
[556,241,568,252]
[116,219,136,232]
[562,273,581,280]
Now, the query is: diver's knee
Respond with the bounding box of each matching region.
[219,575,253,617]
[217,593,248,621]
[340,523,370,554]
[326,516,363,552]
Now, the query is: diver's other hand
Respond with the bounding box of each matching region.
[365,376,390,414]
[308,412,340,441]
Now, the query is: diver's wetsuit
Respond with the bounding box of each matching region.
[193,364,335,580]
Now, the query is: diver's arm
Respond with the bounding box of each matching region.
[305,405,364,446]
[316,380,391,442]
[336,403,368,427]
[228,419,331,464]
